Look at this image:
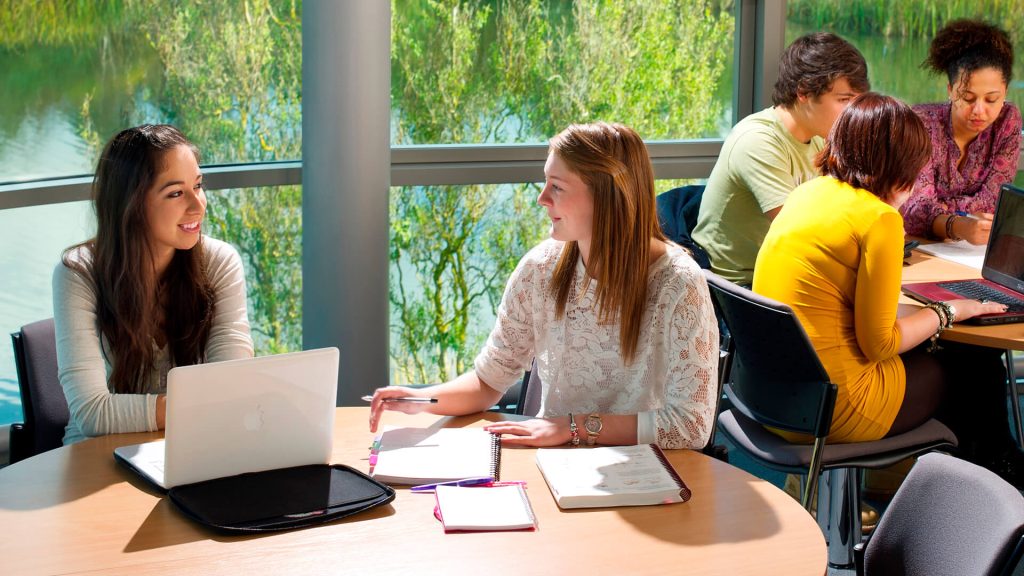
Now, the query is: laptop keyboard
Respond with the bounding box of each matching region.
[937,281,1024,312]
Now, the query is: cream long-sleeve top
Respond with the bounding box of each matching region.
[53,237,254,444]
[473,239,719,449]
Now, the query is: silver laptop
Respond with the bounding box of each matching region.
[114,347,339,489]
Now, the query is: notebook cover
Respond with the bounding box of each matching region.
[433,484,537,532]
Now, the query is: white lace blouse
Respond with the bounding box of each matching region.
[474,239,719,449]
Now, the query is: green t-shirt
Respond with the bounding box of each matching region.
[692,107,824,285]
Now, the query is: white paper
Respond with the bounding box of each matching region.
[916,240,985,271]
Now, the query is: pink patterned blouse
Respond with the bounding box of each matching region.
[901,102,1022,237]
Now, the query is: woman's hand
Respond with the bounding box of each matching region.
[953,212,994,245]
[945,298,1008,322]
[484,418,569,447]
[368,386,433,433]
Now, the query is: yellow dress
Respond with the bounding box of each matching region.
[753,176,905,442]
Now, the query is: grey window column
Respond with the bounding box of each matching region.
[303,1,390,405]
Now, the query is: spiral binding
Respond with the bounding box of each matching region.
[488,432,502,481]
[650,444,691,502]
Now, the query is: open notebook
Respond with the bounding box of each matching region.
[369,427,501,485]
[535,444,691,509]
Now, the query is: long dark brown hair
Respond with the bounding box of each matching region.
[548,122,664,364]
[63,124,216,394]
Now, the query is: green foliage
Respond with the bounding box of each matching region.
[5,0,732,384]
[389,0,732,383]
[124,0,303,355]
[787,0,1024,38]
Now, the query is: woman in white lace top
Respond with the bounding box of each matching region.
[370,122,718,449]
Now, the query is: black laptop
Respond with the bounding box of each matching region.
[902,183,1024,325]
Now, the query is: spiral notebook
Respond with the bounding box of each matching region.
[535,444,691,509]
[433,484,537,532]
[369,427,501,485]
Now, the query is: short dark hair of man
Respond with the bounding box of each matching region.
[815,92,930,201]
[772,32,870,107]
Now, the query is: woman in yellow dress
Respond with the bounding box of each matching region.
[753,92,1024,487]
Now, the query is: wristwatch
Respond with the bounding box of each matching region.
[584,413,603,446]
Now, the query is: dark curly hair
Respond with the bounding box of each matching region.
[772,32,869,107]
[923,19,1014,89]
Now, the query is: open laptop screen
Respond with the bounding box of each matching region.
[984,184,1024,290]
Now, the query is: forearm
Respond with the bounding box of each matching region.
[423,371,505,416]
[895,307,942,353]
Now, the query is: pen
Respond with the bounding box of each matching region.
[410,476,495,492]
[360,395,438,404]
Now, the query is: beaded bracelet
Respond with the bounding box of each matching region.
[924,303,948,352]
[945,214,961,241]
[568,413,580,447]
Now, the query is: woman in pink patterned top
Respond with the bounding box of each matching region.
[901,20,1021,244]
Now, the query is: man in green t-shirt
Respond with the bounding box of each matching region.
[692,33,870,285]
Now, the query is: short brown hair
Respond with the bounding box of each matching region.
[773,33,869,107]
[816,93,930,200]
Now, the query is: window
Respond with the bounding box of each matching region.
[786,2,1024,106]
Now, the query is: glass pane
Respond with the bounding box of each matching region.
[389,182,546,384]
[0,202,94,425]
[391,0,736,145]
[206,186,304,356]
[0,1,302,182]
[786,2,1024,106]
[0,185,302,426]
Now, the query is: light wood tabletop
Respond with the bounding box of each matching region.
[902,248,1024,350]
[0,408,826,576]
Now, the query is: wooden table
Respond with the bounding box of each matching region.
[0,408,826,576]
[902,249,1024,350]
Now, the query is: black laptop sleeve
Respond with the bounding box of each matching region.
[168,464,395,533]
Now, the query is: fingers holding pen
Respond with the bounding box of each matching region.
[367,386,435,432]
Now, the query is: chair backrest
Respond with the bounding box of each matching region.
[11,318,68,459]
[516,358,542,417]
[703,271,836,439]
[863,452,1024,576]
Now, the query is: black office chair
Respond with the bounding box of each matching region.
[10,318,68,463]
[854,452,1024,576]
[704,271,957,568]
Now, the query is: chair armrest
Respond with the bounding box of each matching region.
[9,423,31,464]
[853,540,867,576]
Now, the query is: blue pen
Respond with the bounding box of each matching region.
[410,476,495,492]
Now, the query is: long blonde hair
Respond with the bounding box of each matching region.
[548,122,664,364]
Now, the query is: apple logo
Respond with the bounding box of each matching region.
[243,403,265,431]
